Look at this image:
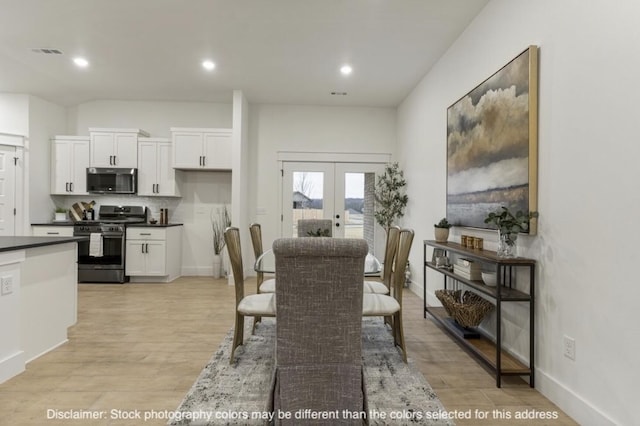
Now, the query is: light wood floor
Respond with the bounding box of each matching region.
[0,277,577,425]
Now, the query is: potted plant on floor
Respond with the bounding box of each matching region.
[484,207,538,258]
[434,218,451,242]
[211,206,231,279]
[374,162,409,231]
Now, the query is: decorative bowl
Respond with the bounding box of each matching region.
[481,271,497,287]
[149,218,158,224]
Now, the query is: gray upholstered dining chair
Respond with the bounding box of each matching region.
[363,226,400,295]
[224,227,276,364]
[362,228,414,362]
[269,237,368,425]
[297,218,333,237]
[249,223,276,293]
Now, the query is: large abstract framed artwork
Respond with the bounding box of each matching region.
[447,45,538,234]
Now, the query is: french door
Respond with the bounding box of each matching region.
[281,161,384,250]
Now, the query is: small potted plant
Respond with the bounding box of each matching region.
[54,207,67,222]
[434,218,452,242]
[484,207,538,257]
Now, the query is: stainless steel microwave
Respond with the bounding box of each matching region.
[86,168,137,194]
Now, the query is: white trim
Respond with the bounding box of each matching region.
[0,133,25,147]
[88,128,150,136]
[0,350,25,384]
[536,368,616,426]
[277,151,391,163]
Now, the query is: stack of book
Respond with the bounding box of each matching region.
[453,258,481,280]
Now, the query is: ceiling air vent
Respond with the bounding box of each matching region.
[31,48,63,54]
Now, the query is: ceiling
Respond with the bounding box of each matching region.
[0,0,488,107]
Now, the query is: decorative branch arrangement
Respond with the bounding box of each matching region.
[211,206,231,255]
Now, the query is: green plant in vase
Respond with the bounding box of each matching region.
[484,207,538,257]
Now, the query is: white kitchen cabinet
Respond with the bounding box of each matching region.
[171,127,232,170]
[32,225,74,237]
[89,128,149,168]
[51,136,90,195]
[137,137,180,196]
[126,226,182,282]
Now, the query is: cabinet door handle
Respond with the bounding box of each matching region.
[153,183,157,193]
[145,243,149,253]
[202,156,206,166]
[47,232,60,235]
[113,155,117,165]
[65,182,69,192]
[156,183,159,193]
[70,182,73,192]
[140,233,151,236]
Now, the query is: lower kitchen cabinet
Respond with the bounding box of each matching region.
[126,226,182,282]
[32,225,74,237]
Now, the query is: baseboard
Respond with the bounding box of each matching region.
[0,350,25,384]
[26,339,68,364]
[528,368,615,425]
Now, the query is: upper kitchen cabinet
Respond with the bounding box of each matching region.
[89,128,149,168]
[171,128,232,170]
[137,137,180,197]
[51,136,90,195]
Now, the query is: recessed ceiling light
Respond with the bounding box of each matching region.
[202,60,216,71]
[73,57,89,68]
[340,65,353,76]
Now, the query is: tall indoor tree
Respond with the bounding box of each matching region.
[374,162,409,230]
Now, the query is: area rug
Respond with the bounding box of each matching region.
[169,319,454,426]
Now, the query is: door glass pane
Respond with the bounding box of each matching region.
[343,172,375,241]
[292,171,324,237]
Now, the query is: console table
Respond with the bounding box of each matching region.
[423,240,535,387]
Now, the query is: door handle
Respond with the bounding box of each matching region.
[145,243,149,253]
[65,182,69,192]
[335,223,340,227]
[335,214,340,219]
[70,182,73,192]
[202,156,206,166]
[113,155,116,165]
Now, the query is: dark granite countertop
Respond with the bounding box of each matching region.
[32,222,183,227]
[0,236,87,253]
[127,223,183,228]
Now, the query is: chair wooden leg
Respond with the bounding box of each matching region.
[393,311,407,363]
[230,314,244,364]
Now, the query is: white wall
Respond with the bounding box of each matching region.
[397,1,640,424]
[248,104,396,251]
[66,99,233,275]
[28,96,67,223]
[0,94,29,136]
[68,99,232,137]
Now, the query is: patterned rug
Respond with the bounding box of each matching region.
[169,319,454,426]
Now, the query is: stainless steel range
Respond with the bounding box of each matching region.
[74,205,147,283]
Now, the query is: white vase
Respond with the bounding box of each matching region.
[212,254,222,279]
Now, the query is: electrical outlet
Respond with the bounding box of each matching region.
[563,335,576,360]
[1,276,13,296]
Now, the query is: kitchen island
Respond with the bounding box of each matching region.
[0,236,85,384]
